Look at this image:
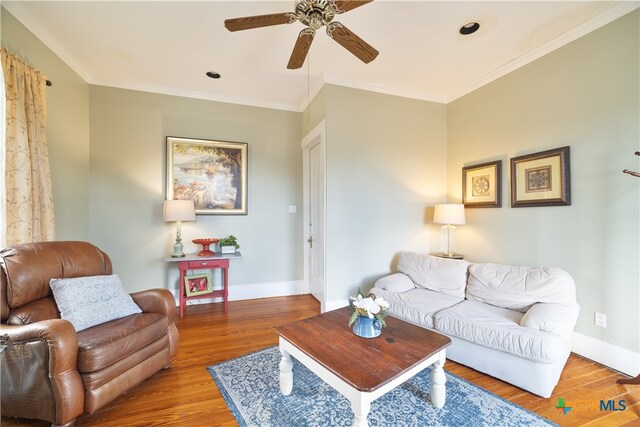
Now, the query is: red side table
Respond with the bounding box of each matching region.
[163,252,241,318]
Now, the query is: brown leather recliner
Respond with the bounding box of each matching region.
[0,241,179,426]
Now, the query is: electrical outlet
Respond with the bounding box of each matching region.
[595,312,607,328]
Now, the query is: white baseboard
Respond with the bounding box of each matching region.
[321,299,349,313]
[572,332,640,377]
[169,280,309,306]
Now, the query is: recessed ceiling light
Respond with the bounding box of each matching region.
[459,22,480,36]
[206,71,221,79]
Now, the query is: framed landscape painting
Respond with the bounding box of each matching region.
[462,160,502,208]
[510,146,571,208]
[167,137,247,215]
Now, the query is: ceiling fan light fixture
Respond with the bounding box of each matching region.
[206,71,221,79]
[459,21,480,35]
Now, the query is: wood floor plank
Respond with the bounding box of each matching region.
[2,295,638,426]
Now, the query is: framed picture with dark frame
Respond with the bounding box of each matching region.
[167,136,248,215]
[184,273,213,297]
[510,146,571,208]
[462,160,502,208]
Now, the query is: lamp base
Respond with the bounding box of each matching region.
[435,252,465,260]
[171,238,185,258]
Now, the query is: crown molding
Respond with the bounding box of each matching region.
[322,74,448,105]
[444,1,640,103]
[6,1,637,112]
[90,77,301,112]
[296,74,328,112]
[3,2,93,83]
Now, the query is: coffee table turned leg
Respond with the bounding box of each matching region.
[279,348,293,395]
[350,394,371,427]
[431,351,447,409]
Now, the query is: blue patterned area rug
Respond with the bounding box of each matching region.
[208,346,556,427]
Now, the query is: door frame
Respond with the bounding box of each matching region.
[301,119,327,311]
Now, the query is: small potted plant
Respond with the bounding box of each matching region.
[218,235,240,254]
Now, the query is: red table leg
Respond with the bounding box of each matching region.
[223,265,229,312]
[178,261,187,318]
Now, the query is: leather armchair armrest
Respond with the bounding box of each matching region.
[131,289,178,324]
[1,320,84,425]
[520,302,580,337]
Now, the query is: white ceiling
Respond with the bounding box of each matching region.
[4,1,638,112]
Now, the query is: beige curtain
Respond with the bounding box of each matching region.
[1,48,55,245]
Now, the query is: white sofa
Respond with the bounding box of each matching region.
[371,252,579,397]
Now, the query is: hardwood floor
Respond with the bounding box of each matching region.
[2,294,638,426]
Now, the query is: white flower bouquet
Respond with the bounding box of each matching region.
[348,290,390,327]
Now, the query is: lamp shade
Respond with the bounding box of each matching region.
[164,200,196,222]
[433,204,465,225]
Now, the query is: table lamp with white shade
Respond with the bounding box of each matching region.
[164,200,196,258]
[433,204,465,258]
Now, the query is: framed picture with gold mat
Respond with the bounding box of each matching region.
[462,160,502,208]
[510,146,571,208]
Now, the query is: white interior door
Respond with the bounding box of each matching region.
[302,120,326,309]
[309,142,324,302]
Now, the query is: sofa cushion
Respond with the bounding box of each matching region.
[76,312,168,372]
[434,300,566,363]
[373,273,416,293]
[372,288,463,329]
[397,252,469,298]
[466,263,576,312]
[50,274,142,332]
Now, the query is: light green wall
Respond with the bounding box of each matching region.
[447,11,640,352]
[3,4,637,352]
[1,8,90,241]
[89,86,303,292]
[304,84,448,302]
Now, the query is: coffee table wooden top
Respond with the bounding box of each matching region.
[275,307,451,392]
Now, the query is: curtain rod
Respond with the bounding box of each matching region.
[46,79,52,87]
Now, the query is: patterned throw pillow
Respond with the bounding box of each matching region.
[50,274,142,332]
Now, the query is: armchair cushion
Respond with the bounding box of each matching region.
[50,274,141,332]
[76,313,167,372]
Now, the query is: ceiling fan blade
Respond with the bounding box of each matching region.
[288,29,316,70]
[224,12,297,32]
[331,0,373,14]
[326,22,379,64]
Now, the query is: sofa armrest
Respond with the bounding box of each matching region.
[373,273,415,293]
[131,289,178,324]
[0,320,84,425]
[520,302,580,336]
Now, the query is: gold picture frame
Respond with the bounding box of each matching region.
[510,146,571,207]
[462,160,502,208]
[167,136,248,215]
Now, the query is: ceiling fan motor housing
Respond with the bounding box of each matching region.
[296,0,335,29]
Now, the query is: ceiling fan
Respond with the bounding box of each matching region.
[225,0,379,70]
